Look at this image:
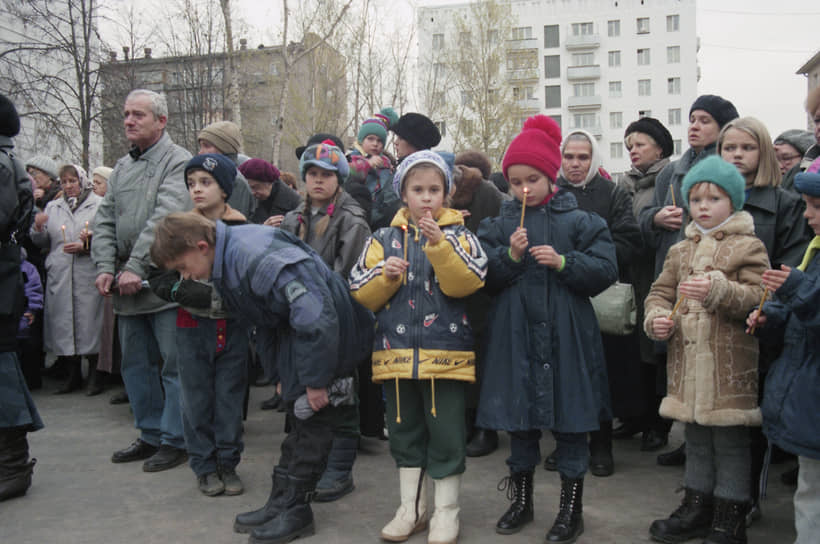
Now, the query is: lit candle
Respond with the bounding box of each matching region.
[401,225,408,285]
[749,288,769,335]
[61,225,66,243]
[519,187,529,229]
[668,295,686,319]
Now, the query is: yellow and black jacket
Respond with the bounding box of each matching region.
[350,208,487,384]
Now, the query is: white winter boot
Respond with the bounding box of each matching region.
[380,467,428,542]
[428,474,461,544]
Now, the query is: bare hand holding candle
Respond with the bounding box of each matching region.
[668,296,686,319]
[748,288,769,335]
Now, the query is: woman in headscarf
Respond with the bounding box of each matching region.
[30,164,104,394]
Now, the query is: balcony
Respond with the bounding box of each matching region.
[566,65,601,80]
[515,97,541,111]
[506,37,538,51]
[569,124,602,137]
[565,34,600,50]
[506,68,540,81]
[567,95,602,109]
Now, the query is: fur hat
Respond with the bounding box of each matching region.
[391,113,441,150]
[681,155,745,212]
[25,156,58,180]
[502,115,562,182]
[238,158,281,184]
[198,121,243,155]
[624,117,674,158]
[185,153,237,198]
[92,166,113,180]
[689,94,739,129]
[295,133,345,159]
[392,149,452,196]
[299,140,350,182]
[0,94,20,137]
[455,150,492,179]
[774,130,816,157]
[794,171,820,197]
[357,107,398,144]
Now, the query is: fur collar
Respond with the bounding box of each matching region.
[684,210,755,240]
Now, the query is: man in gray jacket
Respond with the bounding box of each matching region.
[92,89,192,472]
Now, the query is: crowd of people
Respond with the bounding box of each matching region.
[1,82,819,544]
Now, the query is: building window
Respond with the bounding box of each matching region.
[512,26,533,40]
[637,17,650,34]
[432,92,445,109]
[544,24,559,48]
[637,48,651,65]
[461,91,472,106]
[513,86,535,100]
[459,32,472,46]
[609,81,622,97]
[607,19,620,37]
[571,52,594,66]
[573,112,598,129]
[638,79,651,96]
[432,33,444,50]
[667,14,680,32]
[668,108,681,125]
[610,142,623,158]
[610,111,623,129]
[608,50,621,67]
[433,62,446,78]
[667,46,680,63]
[488,29,499,43]
[435,121,447,137]
[639,109,652,118]
[544,55,560,78]
[571,22,594,36]
[550,114,562,129]
[667,77,681,94]
[459,119,474,137]
[545,85,561,108]
[674,139,682,154]
[573,82,595,97]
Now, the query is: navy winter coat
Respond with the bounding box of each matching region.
[475,190,617,433]
[210,221,373,401]
[759,250,820,460]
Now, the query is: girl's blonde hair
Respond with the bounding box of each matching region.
[718,117,781,188]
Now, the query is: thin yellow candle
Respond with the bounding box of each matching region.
[668,295,686,319]
[61,225,66,243]
[749,287,769,335]
[401,225,408,285]
[84,221,89,250]
[519,187,529,229]
[669,184,676,208]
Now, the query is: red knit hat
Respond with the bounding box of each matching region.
[502,115,562,181]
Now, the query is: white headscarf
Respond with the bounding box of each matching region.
[557,129,603,188]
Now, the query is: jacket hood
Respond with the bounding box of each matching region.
[684,209,756,240]
[390,207,465,228]
[557,129,603,188]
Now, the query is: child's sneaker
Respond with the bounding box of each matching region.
[222,470,244,496]
[198,472,225,496]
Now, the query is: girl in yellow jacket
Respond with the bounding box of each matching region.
[350,150,487,544]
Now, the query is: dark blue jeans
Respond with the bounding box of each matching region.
[176,311,249,476]
[508,429,589,479]
[118,309,184,448]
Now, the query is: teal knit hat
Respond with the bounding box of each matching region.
[681,155,745,212]
[357,107,398,144]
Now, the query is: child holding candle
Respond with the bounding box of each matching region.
[644,155,769,544]
[349,150,487,544]
[475,115,617,542]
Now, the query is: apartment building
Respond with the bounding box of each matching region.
[417,0,698,172]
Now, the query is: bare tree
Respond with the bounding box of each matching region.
[219,0,241,126]
[0,0,103,169]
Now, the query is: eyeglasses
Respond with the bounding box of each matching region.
[776,154,801,163]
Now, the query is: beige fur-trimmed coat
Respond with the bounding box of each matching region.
[644,211,769,426]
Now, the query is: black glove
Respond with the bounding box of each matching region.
[147,269,179,302]
[173,280,213,309]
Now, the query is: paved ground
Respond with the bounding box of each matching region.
[0,378,798,544]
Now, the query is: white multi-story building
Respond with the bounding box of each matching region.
[417,0,698,172]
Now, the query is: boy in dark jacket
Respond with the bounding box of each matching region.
[151,211,372,544]
[749,171,820,544]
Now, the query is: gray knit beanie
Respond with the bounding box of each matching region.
[26,156,58,180]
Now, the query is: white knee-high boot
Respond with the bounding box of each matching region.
[381,467,428,542]
[428,474,461,544]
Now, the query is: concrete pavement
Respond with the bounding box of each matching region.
[0,379,797,543]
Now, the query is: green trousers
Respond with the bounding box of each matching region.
[384,378,466,479]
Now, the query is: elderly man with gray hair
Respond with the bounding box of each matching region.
[92,89,192,472]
